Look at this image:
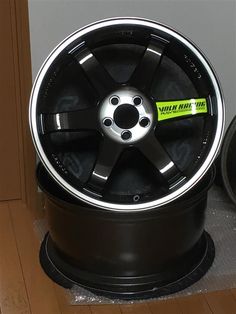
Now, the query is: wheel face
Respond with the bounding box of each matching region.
[30,17,224,211]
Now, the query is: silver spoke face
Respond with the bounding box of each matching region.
[30,18,224,211]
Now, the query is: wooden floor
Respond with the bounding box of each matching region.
[0,200,236,314]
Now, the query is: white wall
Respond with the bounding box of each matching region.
[28,0,236,128]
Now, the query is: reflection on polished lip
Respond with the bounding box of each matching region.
[170,176,186,190]
[29,17,225,212]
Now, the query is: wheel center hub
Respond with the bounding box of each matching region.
[114,104,139,129]
[99,87,154,143]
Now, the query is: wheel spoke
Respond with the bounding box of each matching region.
[41,107,98,133]
[129,40,165,93]
[137,131,184,187]
[85,137,123,194]
[72,46,118,99]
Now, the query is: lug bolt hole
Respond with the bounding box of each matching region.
[121,130,132,140]
[133,96,142,106]
[133,195,140,202]
[103,118,113,127]
[110,96,119,105]
[139,117,150,127]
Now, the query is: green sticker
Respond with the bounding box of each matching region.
[156,98,208,121]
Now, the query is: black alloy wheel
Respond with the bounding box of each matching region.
[29,18,224,211]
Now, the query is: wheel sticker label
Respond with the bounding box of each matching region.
[156,98,208,121]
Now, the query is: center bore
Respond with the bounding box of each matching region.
[114,104,139,129]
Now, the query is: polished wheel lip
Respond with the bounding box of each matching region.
[29,17,225,212]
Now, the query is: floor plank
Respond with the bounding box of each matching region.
[148,298,182,314]
[205,290,236,314]
[9,200,61,314]
[177,294,212,314]
[0,202,31,314]
[120,302,152,314]
[90,305,121,314]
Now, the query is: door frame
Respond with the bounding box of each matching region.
[9,0,37,210]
